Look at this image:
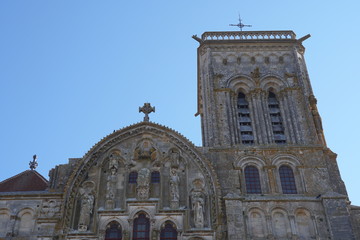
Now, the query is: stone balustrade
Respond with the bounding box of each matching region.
[201,31,296,41]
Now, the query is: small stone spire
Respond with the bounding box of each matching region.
[139,103,155,122]
[29,154,38,170]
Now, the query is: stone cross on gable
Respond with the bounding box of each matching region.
[139,103,155,122]
[29,154,38,170]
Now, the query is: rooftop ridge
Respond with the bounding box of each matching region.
[0,170,48,185]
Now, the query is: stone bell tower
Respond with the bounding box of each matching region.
[193,31,357,239]
[194,31,324,148]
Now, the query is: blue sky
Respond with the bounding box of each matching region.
[0,1,359,206]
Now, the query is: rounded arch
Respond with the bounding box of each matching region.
[260,75,288,91]
[16,207,35,218]
[17,208,35,235]
[269,206,289,216]
[271,207,291,238]
[271,154,301,167]
[294,208,316,239]
[247,207,268,238]
[226,75,255,94]
[235,155,266,169]
[247,207,267,216]
[0,208,11,236]
[61,122,222,236]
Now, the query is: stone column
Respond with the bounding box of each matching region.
[278,90,296,144]
[264,166,278,194]
[288,215,297,238]
[265,215,274,238]
[249,89,268,144]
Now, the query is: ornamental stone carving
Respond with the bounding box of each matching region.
[78,181,95,232]
[41,199,60,218]
[136,168,151,200]
[191,191,205,228]
[170,168,180,209]
[190,178,206,228]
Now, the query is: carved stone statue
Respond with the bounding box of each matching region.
[136,168,151,200]
[191,191,205,228]
[170,168,180,208]
[109,153,119,171]
[135,140,157,161]
[151,229,159,240]
[78,183,95,231]
[105,166,117,209]
[170,150,180,168]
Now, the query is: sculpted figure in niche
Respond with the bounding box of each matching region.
[78,182,95,231]
[106,153,120,209]
[106,166,117,209]
[170,168,180,208]
[135,140,157,161]
[136,168,151,200]
[191,191,205,228]
[109,153,120,171]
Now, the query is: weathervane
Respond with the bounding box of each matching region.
[229,14,252,31]
[29,154,38,170]
[139,103,155,122]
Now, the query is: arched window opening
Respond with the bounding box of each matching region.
[237,92,254,145]
[105,221,122,240]
[151,171,160,183]
[133,213,150,240]
[160,221,178,240]
[129,171,138,184]
[244,166,262,194]
[279,165,297,194]
[268,92,286,144]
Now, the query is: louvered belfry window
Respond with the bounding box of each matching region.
[244,166,262,194]
[268,92,286,144]
[238,92,254,144]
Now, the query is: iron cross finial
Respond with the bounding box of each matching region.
[29,154,38,170]
[139,103,155,122]
[229,14,252,31]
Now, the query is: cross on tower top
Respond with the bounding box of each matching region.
[139,103,155,122]
[229,14,252,31]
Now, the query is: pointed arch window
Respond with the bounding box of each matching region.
[160,221,178,240]
[268,92,286,144]
[279,165,297,194]
[237,92,254,144]
[244,166,262,194]
[129,171,138,184]
[133,213,150,240]
[105,221,122,240]
[151,171,160,183]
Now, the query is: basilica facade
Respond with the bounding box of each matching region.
[0,30,359,240]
